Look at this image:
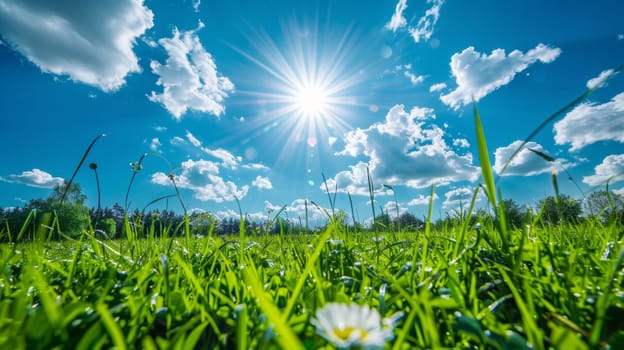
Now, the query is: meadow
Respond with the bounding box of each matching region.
[1,74,624,349]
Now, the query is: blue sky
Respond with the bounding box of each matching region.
[1,0,623,226]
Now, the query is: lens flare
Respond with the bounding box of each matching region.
[232,17,367,166]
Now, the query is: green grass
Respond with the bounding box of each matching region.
[0,219,622,349]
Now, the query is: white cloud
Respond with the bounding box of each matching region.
[0,168,64,188]
[150,137,162,151]
[215,209,239,220]
[186,130,202,147]
[582,154,624,186]
[170,136,185,145]
[440,44,561,109]
[390,64,425,86]
[429,82,446,92]
[404,71,425,85]
[327,104,479,195]
[203,148,240,169]
[335,128,368,157]
[278,199,331,226]
[382,201,408,220]
[152,158,248,203]
[493,141,569,176]
[192,0,201,12]
[242,163,270,171]
[408,193,438,206]
[443,186,483,209]
[154,126,168,132]
[148,23,234,119]
[385,0,408,32]
[0,1,153,91]
[252,176,273,190]
[554,93,624,151]
[586,69,616,89]
[408,0,444,43]
[453,138,469,148]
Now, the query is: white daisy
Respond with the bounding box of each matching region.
[311,303,396,349]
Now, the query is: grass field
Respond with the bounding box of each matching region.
[1,215,623,349]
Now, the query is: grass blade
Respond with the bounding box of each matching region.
[473,103,497,209]
[60,133,106,205]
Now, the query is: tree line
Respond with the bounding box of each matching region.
[1,181,622,243]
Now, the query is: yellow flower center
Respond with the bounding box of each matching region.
[333,327,368,341]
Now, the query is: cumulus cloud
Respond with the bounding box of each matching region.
[192,0,201,12]
[405,71,425,85]
[215,209,239,220]
[493,141,569,176]
[408,0,444,43]
[204,148,240,169]
[326,104,479,195]
[408,193,438,206]
[148,23,234,119]
[0,1,153,91]
[440,44,561,109]
[385,0,443,43]
[179,130,241,169]
[0,168,64,188]
[152,159,248,202]
[252,176,273,190]
[453,138,470,148]
[150,137,162,151]
[443,186,483,209]
[279,199,331,226]
[170,136,185,145]
[395,64,425,85]
[554,93,624,151]
[385,0,408,32]
[586,69,616,89]
[429,82,446,92]
[383,201,408,220]
[242,163,270,171]
[582,154,624,186]
[186,130,202,147]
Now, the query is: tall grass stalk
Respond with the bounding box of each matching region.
[322,173,337,217]
[367,166,380,266]
[60,133,106,205]
[453,186,481,258]
[474,103,510,252]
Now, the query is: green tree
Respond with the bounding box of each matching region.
[373,212,391,230]
[40,181,90,238]
[398,212,424,231]
[585,190,624,224]
[50,180,87,205]
[189,211,216,236]
[95,218,116,239]
[499,198,527,229]
[538,195,582,225]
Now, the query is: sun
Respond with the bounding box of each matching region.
[233,16,366,176]
[294,83,329,118]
